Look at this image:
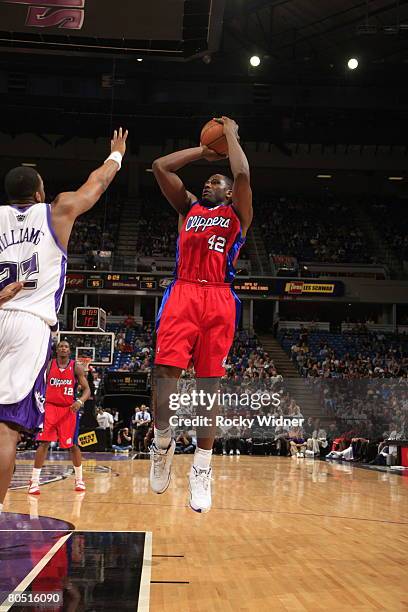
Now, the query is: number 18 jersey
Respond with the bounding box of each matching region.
[0,203,67,326]
[176,201,245,283]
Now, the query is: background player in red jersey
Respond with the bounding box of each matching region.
[28,340,91,495]
[151,116,252,512]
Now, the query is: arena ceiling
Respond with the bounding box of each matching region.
[223,0,408,72]
[1,1,408,144]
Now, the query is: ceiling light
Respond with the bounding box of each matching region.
[316,174,332,179]
[347,58,359,70]
[388,176,404,181]
[250,55,261,67]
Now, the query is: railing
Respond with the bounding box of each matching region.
[341,323,396,333]
[278,322,330,331]
[300,261,389,279]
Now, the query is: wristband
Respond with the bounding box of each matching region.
[104,151,122,170]
[77,399,84,407]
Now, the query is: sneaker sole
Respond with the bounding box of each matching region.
[189,501,211,514]
[28,490,40,496]
[151,472,171,495]
[188,484,211,514]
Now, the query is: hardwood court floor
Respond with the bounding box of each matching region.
[5,455,408,612]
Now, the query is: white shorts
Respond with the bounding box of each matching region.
[0,310,51,430]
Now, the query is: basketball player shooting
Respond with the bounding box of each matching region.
[151,116,253,513]
[0,127,128,514]
[28,340,90,495]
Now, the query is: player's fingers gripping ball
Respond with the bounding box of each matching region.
[200,119,229,155]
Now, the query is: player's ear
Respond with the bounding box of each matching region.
[226,188,233,202]
[34,191,42,203]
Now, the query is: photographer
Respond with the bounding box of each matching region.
[112,427,132,453]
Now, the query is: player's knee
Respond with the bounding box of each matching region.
[155,364,180,379]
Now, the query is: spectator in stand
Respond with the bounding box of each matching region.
[175,431,196,454]
[257,196,375,265]
[112,427,133,453]
[288,426,307,458]
[124,314,135,329]
[132,405,151,452]
[226,426,241,456]
[96,407,114,449]
[306,421,328,456]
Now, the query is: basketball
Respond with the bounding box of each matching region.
[200,119,229,155]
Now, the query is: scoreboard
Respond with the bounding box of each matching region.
[67,273,168,292]
[66,273,344,298]
[73,307,107,331]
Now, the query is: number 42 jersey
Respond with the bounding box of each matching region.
[0,203,67,327]
[176,201,245,283]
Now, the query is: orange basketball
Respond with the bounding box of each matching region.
[200,119,228,155]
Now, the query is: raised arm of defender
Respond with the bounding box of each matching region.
[51,128,128,251]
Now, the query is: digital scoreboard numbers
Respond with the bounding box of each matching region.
[86,278,104,289]
[106,274,140,289]
[140,280,157,290]
[74,307,99,329]
[73,307,107,331]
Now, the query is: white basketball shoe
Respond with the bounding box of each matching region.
[189,466,212,513]
[149,440,176,494]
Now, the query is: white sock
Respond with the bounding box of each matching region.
[74,466,83,481]
[31,468,41,484]
[193,447,212,471]
[154,426,172,450]
[0,503,3,515]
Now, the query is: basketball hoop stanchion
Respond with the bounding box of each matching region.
[76,357,93,372]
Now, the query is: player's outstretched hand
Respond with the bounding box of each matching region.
[111,127,129,157]
[200,144,228,162]
[0,281,23,307]
[214,116,239,139]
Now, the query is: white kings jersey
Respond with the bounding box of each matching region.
[0,203,67,327]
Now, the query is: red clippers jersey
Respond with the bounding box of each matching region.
[46,359,76,407]
[176,202,245,283]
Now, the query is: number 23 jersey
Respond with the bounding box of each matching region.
[176,202,245,283]
[0,203,67,326]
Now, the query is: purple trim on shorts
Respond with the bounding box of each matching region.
[0,335,51,430]
[231,287,242,330]
[225,229,245,283]
[46,203,68,256]
[54,255,67,315]
[155,279,175,331]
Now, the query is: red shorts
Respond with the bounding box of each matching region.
[155,279,240,377]
[37,402,79,448]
